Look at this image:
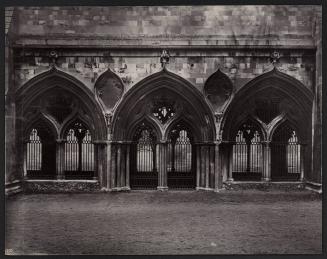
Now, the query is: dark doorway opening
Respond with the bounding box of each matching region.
[271,123,301,181]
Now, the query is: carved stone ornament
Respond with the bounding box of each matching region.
[95,69,124,111]
[151,97,176,124]
[204,69,233,110]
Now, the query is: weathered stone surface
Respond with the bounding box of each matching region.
[223,182,306,191]
[13,6,319,45]
[23,180,102,193]
[204,69,233,111]
[13,49,315,93]
[95,69,124,111]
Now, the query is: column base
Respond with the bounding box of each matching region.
[56,175,65,180]
[261,177,271,182]
[111,186,131,192]
[157,186,168,191]
[227,177,234,182]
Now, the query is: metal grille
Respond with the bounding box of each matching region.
[137,130,154,172]
[27,129,42,171]
[64,124,94,179]
[232,125,263,181]
[271,124,301,180]
[26,128,56,179]
[131,125,157,189]
[168,128,195,189]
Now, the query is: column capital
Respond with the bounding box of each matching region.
[261,141,271,146]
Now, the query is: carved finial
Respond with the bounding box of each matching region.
[160,49,170,68]
[270,51,280,66]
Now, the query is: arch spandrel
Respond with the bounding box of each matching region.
[95,68,124,112]
[15,67,107,140]
[204,69,233,112]
[111,69,216,142]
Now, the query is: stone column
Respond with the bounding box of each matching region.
[120,144,127,190]
[116,144,122,188]
[196,144,201,188]
[93,143,98,180]
[205,145,210,189]
[262,141,271,181]
[300,144,306,181]
[106,141,112,190]
[95,142,106,188]
[157,141,168,191]
[227,143,234,181]
[23,140,28,179]
[111,144,117,189]
[56,139,66,180]
[125,144,131,190]
[209,144,215,189]
[214,142,221,191]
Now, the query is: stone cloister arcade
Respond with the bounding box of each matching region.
[16,65,313,191]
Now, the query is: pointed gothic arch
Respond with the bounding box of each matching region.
[16,67,107,141]
[111,68,216,142]
[221,68,313,142]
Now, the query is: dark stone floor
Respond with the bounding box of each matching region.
[5,190,322,255]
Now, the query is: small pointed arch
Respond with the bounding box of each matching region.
[95,68,125,112]
[24,114,58,142]
[164,117,199,143]
[60,116,94,140]
[269,117,303,143]
[15,67,107,140]
[204,69,234,111]
[128,117,161,142]
[231,116,266,142]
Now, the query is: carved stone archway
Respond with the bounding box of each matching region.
[15,67,107,183]
[220,68,313,182]
[107,69,218,191]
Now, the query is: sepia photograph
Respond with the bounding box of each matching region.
[4,4,322,255]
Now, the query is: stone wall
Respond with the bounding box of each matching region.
[13,49,315,100]
[310,9,322,185]
[5,5,322,192]
[13,6,316,46]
